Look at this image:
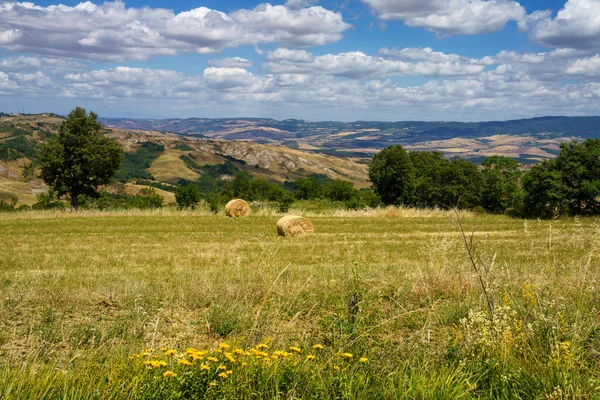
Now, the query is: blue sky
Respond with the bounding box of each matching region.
[1,0,600,121]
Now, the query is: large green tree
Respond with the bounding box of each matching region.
[39,107,123,209]
[368,145,416,205]
[522,159,568,218]
[481,156,522,213]
[555,139,600,215]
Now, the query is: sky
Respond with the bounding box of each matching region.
[1,0,600,121]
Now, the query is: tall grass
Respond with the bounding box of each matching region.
[0,210,598,398]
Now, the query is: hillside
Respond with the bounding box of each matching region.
[0,114,369,205]
[101,116,600,162]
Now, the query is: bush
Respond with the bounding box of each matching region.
[175,184,201,210]
[32,191,65,210]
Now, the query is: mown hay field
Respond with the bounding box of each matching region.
[0,209,599,399]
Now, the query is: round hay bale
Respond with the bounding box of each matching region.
[276,215,313,237]
[225,199,250,217]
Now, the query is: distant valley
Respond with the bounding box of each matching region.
[101,116,600,163]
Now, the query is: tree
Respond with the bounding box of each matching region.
[369,145,416,205]
[293,176,322,200]
[39,107,123,209]
[481,156,522,213]
[522,159,568,218]
[175,184,201,209]
[322,179,357,202]
[437,159,484,209]
[410,151,448,207]
[555,139,600,215]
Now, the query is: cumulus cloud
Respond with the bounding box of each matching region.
[524,0,600,50]
[0,1,350,61]
[264,48,485,78]
[566,55,600,78]
[361,0,525,35]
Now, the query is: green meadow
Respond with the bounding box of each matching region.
[0,208,599,398]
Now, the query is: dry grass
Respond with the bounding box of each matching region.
[0,210,599,398]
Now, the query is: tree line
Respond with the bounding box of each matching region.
[369,141,600,218]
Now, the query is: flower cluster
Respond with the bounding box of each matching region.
[130,342,370,388]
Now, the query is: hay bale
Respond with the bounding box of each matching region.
[276,215,313,237]
[225,199,250,217]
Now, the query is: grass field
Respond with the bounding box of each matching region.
[0,208,599,398]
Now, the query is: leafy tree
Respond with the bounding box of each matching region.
[294,176,322,200]
[555,139,600,215]
[522,159,568,218]
[175,184,201,209]
[322,179,357,202]
[438,159,484,209]
[369,145,416,205]
[38,107,123,209]
[410,151,448,207]
[481,156,522,213]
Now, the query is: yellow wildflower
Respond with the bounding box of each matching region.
[207,357,218,362]
[241,362,247,367]
[160,347,168,351]
[359,357,368,363]
[234,348,245,355]
[190,354,203,361]
[163,371,177,378]
[164,349,177,356]
[333,366,340,371]
[224,352,236,363]
[289,346,301,353]
[218,343,230,350]
[218,372,228,379]
[306,355,316,360]
[226,370,233,375]
[209,381,217,387]
[200,364,210,371]
[256,343,269,349]
[341,353,353,359]
[218,365,227,370]
[312,344,324,350]
[178,359,192,366]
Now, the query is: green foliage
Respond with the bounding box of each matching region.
[39,107,123,209]
[481,156,523,213]
[173,142,194,151]
[115,142,164,182]
[0,200,14,212]
[522,139,600,217]
[322,179,357,202]
[410,151,448,207]
[129,188,164,209]
[175,184,201,210]
[369,145,416,206]
[0,136,38,161]
[522,159,568,218]
[555,139,600,215]
[294,176,323,200]
[437,159,483,209]
[32,191,65,211]
[278,191,295,212]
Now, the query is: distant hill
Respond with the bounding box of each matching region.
[101,116,600,163]
[0,114,369,206]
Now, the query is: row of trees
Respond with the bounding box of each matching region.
[369,141,600,217]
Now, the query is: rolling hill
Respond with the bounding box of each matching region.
[0,114,369,206]
[102,115,600,162]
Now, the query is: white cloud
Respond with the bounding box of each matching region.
[566,55,600,78]
[207,57,253,68]
[264,48,485,78]
[524,0,600,50]
[361,0,525,35]
[0,1,350,61]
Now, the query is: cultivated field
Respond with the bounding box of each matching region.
[0,208,599,398]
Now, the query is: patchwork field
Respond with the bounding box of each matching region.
[0,209,599,398]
